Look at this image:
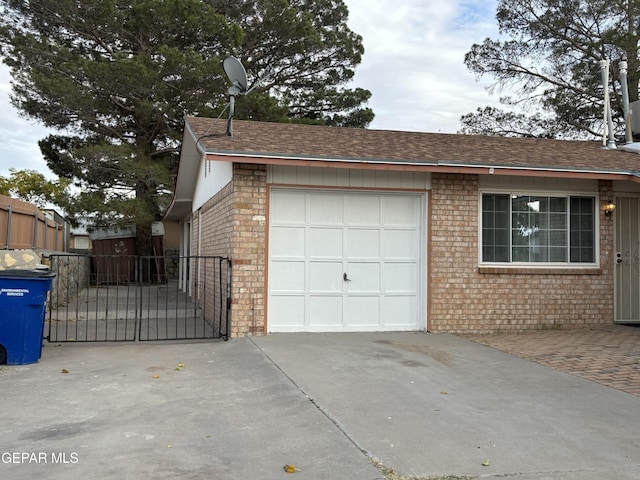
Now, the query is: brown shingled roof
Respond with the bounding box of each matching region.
[185,117,640,176]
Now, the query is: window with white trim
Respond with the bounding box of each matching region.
[481,193,596,264]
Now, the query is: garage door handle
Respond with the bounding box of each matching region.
[343,273,351,282]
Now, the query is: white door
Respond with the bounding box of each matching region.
[615,196,640,323]
[268,189,425,332]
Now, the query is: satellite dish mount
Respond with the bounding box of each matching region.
[223,57,249,136]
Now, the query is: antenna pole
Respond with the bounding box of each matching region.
[599,60,617,149]
[619,61,633,144]
[226,95,235,136]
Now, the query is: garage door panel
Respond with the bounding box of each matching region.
[271,227,305,257]
[309,193,343,224]
[345,296,380,326]
[384,230,417,259]
[270,296,305,327]
[384,263,417,292]
[345,195,380,225]
[382,296,417,326]
[346,229,380,258]
[309,262,343,292]
[309,228,343,258]
[270,261,305,292]
[271,192,306,223]
[310,296,342,327]
[346,263,380,292]
[383,196,420,226]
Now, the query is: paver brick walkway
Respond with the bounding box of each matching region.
[461,325,640,397]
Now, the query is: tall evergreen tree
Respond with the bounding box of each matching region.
[0,0,372,253]
[462,0,640,139]
[214,0,373,127]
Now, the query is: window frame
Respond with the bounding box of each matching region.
[478,190,600,268]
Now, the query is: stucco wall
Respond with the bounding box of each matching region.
[429,173,614,332]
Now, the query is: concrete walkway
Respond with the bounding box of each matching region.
[1,332,639,479]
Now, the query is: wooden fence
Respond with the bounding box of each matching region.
[0,194,64,250]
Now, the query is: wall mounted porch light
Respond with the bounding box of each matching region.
[604,201,616,217]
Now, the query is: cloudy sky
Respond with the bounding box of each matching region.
[0,0,500,180]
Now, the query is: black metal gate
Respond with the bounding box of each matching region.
[47,255,231,342]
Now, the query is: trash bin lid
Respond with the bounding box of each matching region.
[0,269,56,278]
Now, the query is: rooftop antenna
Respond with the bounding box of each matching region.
[619,61,633,144]
[599,60,617,149]
[223,57,249,137]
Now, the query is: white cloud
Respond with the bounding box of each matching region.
[0,0,502,179]
[0,63,55,179]
[344,0,501,132]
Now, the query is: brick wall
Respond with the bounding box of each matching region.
[194,164,267,337]
[198,182,234,258]
[429,173,614,333]
[193,181,233,334]
[230,164,267,336]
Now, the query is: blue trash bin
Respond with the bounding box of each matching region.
[0,269,56,365]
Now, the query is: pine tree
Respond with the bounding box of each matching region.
[462,0,640,139]
[0,0,372,253]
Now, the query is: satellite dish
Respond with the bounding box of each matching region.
[223,57,249,136]
[222,56,273,136]
[223,57,248,95]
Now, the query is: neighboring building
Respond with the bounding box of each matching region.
[43,209,71,252]
[70,221,178,256]
[70,225,91,253]
[89,222,166,256]
[89,223,166,283]
[164,117,640,337]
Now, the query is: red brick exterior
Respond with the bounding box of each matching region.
[429,173,614,333]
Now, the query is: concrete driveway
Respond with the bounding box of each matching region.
[1,332,639,479]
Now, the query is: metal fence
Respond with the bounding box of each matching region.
[47,254,231,342]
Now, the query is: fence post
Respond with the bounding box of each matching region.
[136,256,142,340]
[4,205,11,249]
[32,212,38,249]
[225,258,232,340]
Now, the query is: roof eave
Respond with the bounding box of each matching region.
[204,151,640,182]
[164,120,204,220]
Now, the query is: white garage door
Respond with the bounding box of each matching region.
[268,188,425,332]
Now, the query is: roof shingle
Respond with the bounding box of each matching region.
[185,117,640,175]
